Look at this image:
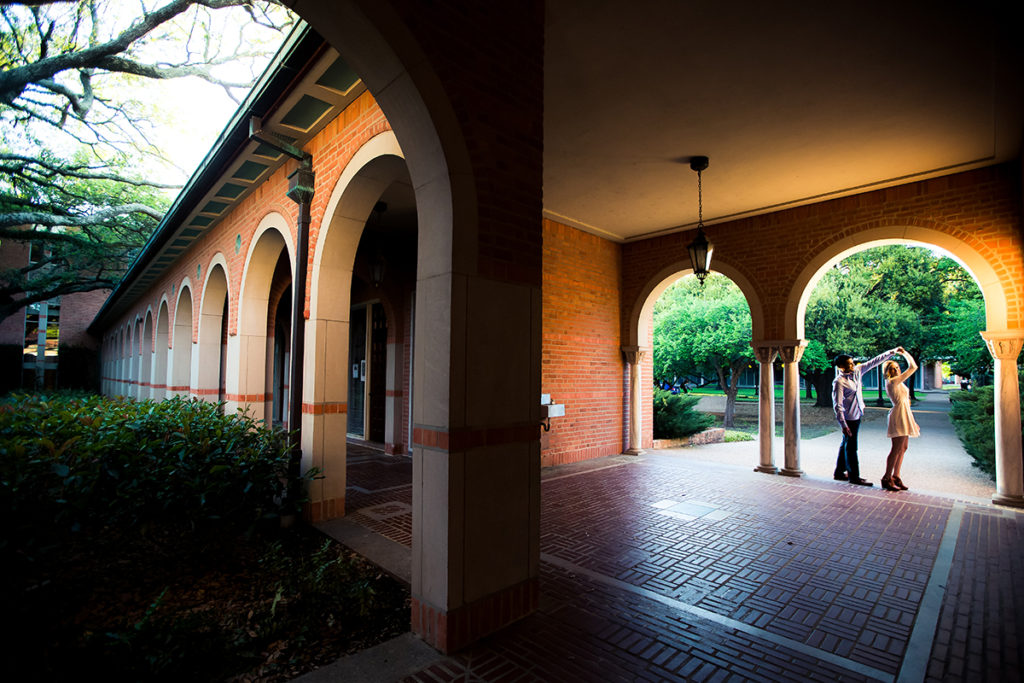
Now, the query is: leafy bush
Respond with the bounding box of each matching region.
[949,386,996,477]
[948,374,1024,479]
[653,388,714,439]
[0,393,303,570]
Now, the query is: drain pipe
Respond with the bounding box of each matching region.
[249,117,314,495]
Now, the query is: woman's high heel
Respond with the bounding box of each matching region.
[881,476,900,492]
[892,476,909,491]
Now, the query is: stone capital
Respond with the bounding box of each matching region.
[750,341,779,364]
[621,345,648,365]
[980,330,1024,362]
[776,339,808,364]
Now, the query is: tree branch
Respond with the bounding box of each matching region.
[0,203,165,229]
[0,0,273,104]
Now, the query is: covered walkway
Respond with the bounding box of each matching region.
[311,444,1022,682]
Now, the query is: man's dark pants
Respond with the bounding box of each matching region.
[835,419,862,480]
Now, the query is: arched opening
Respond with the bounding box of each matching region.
[788,229,1022,506]
[236,220,293,421]
[625,260,765,456]
[197,262,230,406]
[132,318,143,399]
[154,301,169,401]
[277,3,543,650]
[270,283,291,428]
[347,188,416,448]
[307,133,416,518]
[652,272,756,434]
[172,285,194,398]
[141,312,154,401]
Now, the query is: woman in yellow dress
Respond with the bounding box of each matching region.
[881,346,920,492]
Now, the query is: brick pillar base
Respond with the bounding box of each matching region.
[303,496,345,523]
[412,577,539,653]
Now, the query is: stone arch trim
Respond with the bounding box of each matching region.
[311,130,405,319]
[156,295,171,349]
[238,216,294,337]
[625,258,767,348]
[785,221,1020,338]
[199,254,232,323]
[174,278,195,345]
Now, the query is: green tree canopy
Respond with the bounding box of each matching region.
[653,273,753,427]
[802,245,986,402]
[0,0,293,321]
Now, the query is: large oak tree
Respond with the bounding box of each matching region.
[0,0,292,321]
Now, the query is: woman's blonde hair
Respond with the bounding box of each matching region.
[883,360,900,379]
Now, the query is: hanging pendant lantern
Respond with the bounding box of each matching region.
[686,156,713,285]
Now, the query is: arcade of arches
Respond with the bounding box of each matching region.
[91,5,1023,654]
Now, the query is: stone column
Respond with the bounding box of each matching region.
[778,340,807,477]
[751,343,779,474]
[981,331,1024,508]
[622,346,647,455]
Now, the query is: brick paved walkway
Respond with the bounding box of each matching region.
[329,446,1024,682]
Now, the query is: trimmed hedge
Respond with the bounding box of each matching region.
[0,393,302,567]
[653,388,715,439]
[948,373,1024,479]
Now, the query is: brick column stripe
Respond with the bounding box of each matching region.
[413,423,539,452]
[386,389,404,397]
[302,401,348,415]
[412,578,539,653]
[193,388,221,396]
[151,383,167,390]
[166,385,190,392]
[225,393,269,402]
[303,496,345,523]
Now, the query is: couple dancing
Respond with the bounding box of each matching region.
[832,345,920,492]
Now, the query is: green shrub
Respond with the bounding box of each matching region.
[653,388,714,439]
[0,393,304,569]
[948,375,1024,479]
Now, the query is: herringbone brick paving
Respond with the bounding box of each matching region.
[342,446,1024,681]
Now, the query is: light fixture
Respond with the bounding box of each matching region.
[687,156,713,285]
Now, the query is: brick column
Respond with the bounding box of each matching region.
[622,346,647,455]
[751,342,779,474]
[981,331,1024,508]
[778,340,807,477]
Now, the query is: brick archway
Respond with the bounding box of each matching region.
[197,258,230,403]
[171,282,194,398]
[233,216,294,420]
[786,225,1018,338]
[154,300,169,401]
[623,259,766,455]
[304,131,408,521]
[786,224,1024,506]
[293,1,544,651]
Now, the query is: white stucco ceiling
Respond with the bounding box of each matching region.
[543,1,1024,242]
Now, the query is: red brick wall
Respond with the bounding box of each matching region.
[59,289,109,349]
[623,163,1024,449]
[0,240,30,347]
[0,239,107,350]
[105,90,390,345]
[541,218,624,466]
[622,163,1024,341]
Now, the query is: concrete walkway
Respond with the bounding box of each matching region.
[689,390,995,503]
[305,400,1018,682]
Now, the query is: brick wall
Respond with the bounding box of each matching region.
[59,289,109,349]
[105,90,390,344]
[623,163,1024,342]
[541,218,625,466]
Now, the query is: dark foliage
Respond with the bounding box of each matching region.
[653,388,715,439]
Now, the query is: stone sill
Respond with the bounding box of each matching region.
[652,427,725,449]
